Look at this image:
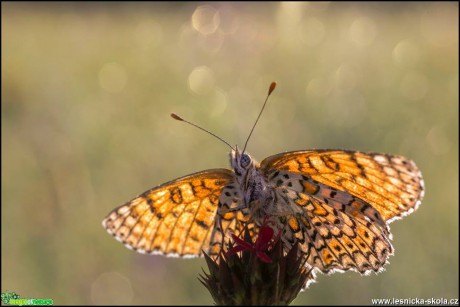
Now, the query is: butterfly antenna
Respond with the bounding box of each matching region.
[242,81,277,153]
[171,113,235,150]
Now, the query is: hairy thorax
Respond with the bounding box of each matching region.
[218,149,276,227]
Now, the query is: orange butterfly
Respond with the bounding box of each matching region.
[103,82,424,274]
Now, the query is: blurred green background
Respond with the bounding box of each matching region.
[2,2,458,305]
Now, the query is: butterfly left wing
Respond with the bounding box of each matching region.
[102,169,233,257]
[209,182,260,252]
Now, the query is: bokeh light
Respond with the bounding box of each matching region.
[298,17,326,47]
[392,40,421,68]
[192,5,220,35]
[188,65,216,95]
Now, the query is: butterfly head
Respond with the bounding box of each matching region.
[230,146,254,173]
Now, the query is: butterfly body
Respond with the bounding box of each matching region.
[230,148,265,207]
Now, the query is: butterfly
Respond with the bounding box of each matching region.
[102,82,424,275]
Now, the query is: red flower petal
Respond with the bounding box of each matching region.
[255,226,274,250]
[231,234,254,250]
[226,245,248,256]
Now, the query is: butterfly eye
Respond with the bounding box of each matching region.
[240,153,251,168]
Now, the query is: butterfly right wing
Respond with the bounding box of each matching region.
[261,150,424,223]
[267,172,393,274]
[102,169,234,257]
[259,150,420,274]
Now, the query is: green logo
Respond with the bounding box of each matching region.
[1,292,20,304]
[1,291,53,306]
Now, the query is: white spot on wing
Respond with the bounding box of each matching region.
[373,155,388,164]
[117,206,130,215]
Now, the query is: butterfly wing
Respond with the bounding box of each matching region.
[260,150,424,274]
[268,176,393,274]
[102,169,234,257]
[261,150,424,222]
[209,182,259,252]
